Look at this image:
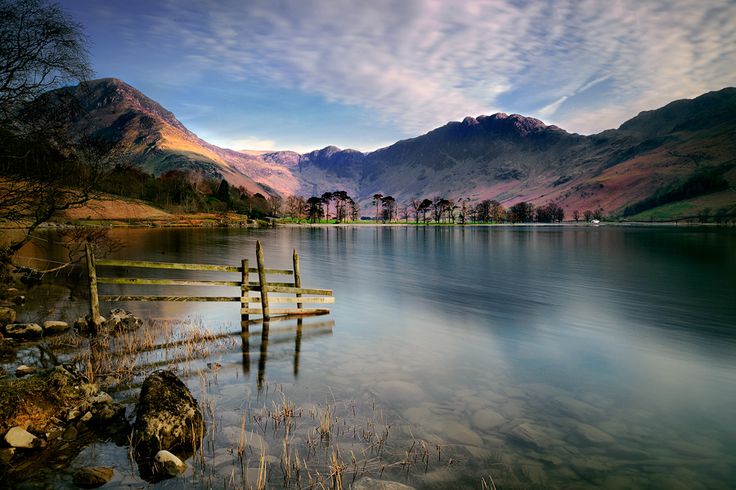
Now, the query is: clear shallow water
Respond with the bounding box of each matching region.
[12,225,736,488]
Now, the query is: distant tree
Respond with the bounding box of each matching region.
[489,200,506,223]
[349,198,360,221]
[509,201,533,223]
[381,195,396,222]
[572,210,580,222]
[419,198,433,223]
[285,195,306,220]
[583,210,593,222]
[410,198,422,223]
[476,200,491,222]
[593,208,604,220]
[320,191,333,220]
[215,179,230,208]
[306,196,323,223]
[372,193,383,222]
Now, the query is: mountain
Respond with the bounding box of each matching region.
[53,79,736,217]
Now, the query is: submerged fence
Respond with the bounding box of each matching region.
[86,240,333,329]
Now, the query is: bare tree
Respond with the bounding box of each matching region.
[0,0,91,127]
[1,0,97,271]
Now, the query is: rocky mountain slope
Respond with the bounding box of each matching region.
[56,79,736,216]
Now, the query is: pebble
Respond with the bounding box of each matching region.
[15,364,37,377]
[155,450,187,476]
[81,411,93,423]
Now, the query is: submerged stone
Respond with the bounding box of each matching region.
[104,308,142,333]
[72,466,114,488]
[352,476,416,489]
[471,408,505,431]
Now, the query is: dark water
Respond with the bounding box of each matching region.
[10,225,736,488]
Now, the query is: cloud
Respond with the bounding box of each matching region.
[128,0,736,134]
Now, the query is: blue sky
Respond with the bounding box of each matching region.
[59,0,736,153]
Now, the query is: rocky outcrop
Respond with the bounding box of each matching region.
[133,370,203,457]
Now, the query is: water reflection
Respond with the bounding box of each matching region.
[237,316,333,390]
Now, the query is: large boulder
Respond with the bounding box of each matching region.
[72,467,114,488]
[133,370,203,457]
[4,323,43,339]
[4,426,39,449]
[0,307,16,325]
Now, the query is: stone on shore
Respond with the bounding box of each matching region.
[72,466,114,488]
[15,364,37,377]
[0,307,16,325]
[4,426,38,449]
[104,308,142,333]
[133,370,204,457]
[42,320,69,334]
[4,323,43,339]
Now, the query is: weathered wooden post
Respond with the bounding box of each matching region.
[85,243,102,327]
[292,248,302,310]
[241,258,249,328]
[255,240,270,321]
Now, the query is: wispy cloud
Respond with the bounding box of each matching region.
[110,0,736,134]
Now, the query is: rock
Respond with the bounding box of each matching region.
[104,308,142,333]
[471,408,505,431]
[15,364,37,377]
[43,320,69,334]
[0,307,16,325]
[0,447,15,464]
[4,426,38,448]
[511,422,558,449]
[573,422,615,445]
[12,295,25,305]
[81,411,93,423]
[155,450,187,476]
[72,466,114,488]
[89,392,113,405]
[352,476,416,489]
[442,420,483,446]
[4,323,43,339]
[62,425,78,441]
[372,380,424,404]
[133,370,204,457]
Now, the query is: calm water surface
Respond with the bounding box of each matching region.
[13,225,736,488]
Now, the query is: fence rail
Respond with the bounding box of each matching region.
[86,240,333,328]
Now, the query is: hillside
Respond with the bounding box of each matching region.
[51,80,736,216]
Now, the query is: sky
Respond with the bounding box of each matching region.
[59,0,736,153]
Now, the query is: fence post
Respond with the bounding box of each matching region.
[85,243,102,327]
[292,248,302,309]
[241,258,249,328]
[256,240,270,321]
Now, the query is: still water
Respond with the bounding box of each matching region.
[15,225,736,488]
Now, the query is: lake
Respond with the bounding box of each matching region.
[11,225,736,488]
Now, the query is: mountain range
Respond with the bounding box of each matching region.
[56,78,736,217]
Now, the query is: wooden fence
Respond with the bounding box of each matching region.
[85,240,334,329]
